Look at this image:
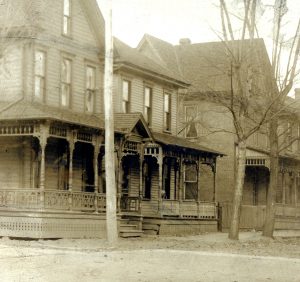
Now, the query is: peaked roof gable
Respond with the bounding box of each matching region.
[79,0,105,49]
[114,37,189,87]
[137,35,273,94]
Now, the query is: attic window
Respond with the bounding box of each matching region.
[185,106,198,138]
[63,0,71,36]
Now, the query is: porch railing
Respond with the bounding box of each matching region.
[161,200,217,219]
[0,189,108,213]
[0,189,143,214]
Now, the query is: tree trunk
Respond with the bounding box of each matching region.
[104,0,118,246]
[229,140,247,240]
[263,117,279,238]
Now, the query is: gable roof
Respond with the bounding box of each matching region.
[80,0,105,49]
[137,34,183,77]
[113,37,189,87]
[152,131,224,156]
[137,35,273,94]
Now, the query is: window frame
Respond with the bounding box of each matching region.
[62,0,72,37]
[185,105,198,138]
[144,86,152,126]
[34,49,46,101]
[163,91,171,132]
[122,80,131,114]
[85,65,96,113]
[60,56,72,108]
[183,162,198,201]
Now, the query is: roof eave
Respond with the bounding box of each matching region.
[114,62,190,88]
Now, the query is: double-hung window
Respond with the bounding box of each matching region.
[185,106,198,138]
[86,66,96,113]
[144,86,152,125]
[34,51,46,100]
[61,58,72,107]
[164,92,171,131]
[122,80,130,113]
[184,163,198,200]
[63,0,71,36]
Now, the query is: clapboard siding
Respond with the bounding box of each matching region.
[115,72,179,135]
[0,138,23,188]
[0,46,23,101]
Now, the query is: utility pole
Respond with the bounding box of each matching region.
[104,0,118,245]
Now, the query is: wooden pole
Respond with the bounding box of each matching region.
[104,0,118,245]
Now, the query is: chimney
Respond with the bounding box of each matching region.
[295,88,300,100]
[179,38,191,45]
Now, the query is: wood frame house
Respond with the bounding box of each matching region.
[0,0,223,238]
[137,34,300,232]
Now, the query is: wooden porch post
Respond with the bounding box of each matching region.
[93,135,102,213]
[197,159,201,202]
[68,139,75,192]
[139,144,145,199]
[38,124,49,206]
[282,172,286,204]
[179,156,184,218]
[158,147,163,215]
[293,172,297,206]
[197,159,201,219]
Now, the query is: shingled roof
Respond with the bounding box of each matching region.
[114,37,189,87]
[0,100,151,136]
[152,132,224,156]
[137,35,272,94]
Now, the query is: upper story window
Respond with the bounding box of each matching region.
[144,86,152,125]
[287,122,292,151]
[122,80,131,113]
[34,50,46,100]
[185,106,198,138]
[61,58,72,107]
[164,92,171,132]
[85,66,96,113]
[63,0,71,36]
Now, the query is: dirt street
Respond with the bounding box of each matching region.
[0,231,299,281]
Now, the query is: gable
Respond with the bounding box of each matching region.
[35,0,104,50]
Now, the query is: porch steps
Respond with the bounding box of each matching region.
[119,219,143,238]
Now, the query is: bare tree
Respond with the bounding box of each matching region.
[218,0,300,239]
[263,0,300,238]
[219,0,276,240]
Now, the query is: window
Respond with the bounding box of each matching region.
[287,122,292,151]
[63,0,71,36]
[164,92,171,131]
[185,106,198,138]
[34,51,46,99]
[85,66,96,112]
[184,163,198,200]
[122,80,130,113]
[144,86,152,125]
[61,58,72,107]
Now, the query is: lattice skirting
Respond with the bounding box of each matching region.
[0,211,107,239]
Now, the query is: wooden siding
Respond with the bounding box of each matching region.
[0,46,23,101]
[115,72,178,135]
[0,137,33,188]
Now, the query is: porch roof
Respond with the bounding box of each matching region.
[0,101,152,137]
[152,132,224,156]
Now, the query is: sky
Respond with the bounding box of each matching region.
[96,0,300,92]
[96,0,300,48]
